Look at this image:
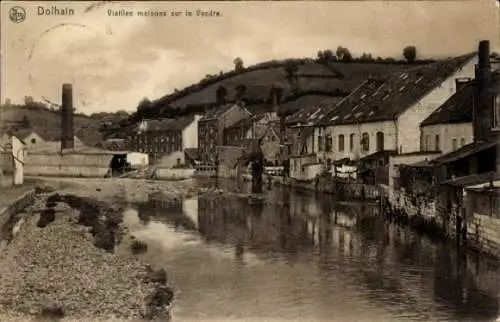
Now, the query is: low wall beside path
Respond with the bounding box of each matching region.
[0,187,37,254]
[289,176,383,202]
[154,168,195,181]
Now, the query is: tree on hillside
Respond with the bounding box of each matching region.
[268,84,284,105]
[216,85,228,104]
[284,62,299,81]
[234,57,245,72]
[136,97,153,118]
[323,49,335,62]
[317,49,336,64]
[403,46,417,63]
[317,50,325,61]
[359,52,374,62]
[235,84,247,101]
[21,115,30,127]
[336,46,353,62]
[24,96,34,106]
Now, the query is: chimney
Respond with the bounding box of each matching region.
[61,83,74,151]
[472,40,494,142]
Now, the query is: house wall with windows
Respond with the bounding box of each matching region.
[396,58,476,154]
[315,121,396,164]
[289,154,322,181]
[420,123,473,154]
[22,132,45,147]
[198,103,251,164]
[198,119,219,164]
[182,114,203,149]
[260,127,281,165]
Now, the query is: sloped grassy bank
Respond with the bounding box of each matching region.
[0,192,174,321]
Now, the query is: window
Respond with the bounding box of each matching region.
[461,138,465,147]
[318,135,323,151]
[494,94,500,129]
[325,135,333,152]
[176,158,181,166]
[31,138,36,144]
[338,135,345,152]
[349,134,354,151]
[376,132,384,152]
[425,135,431,151]
[435,135,440,151]
[452,138,457,150]
[361,132,369,152]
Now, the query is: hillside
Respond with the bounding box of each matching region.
[0,105,104,146]
[152,60,420,110]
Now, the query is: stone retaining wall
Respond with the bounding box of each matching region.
[0,188,37,254]
[154,168,195,180]
[467,213,500,257]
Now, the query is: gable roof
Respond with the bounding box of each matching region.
[431,134,498,164]
[420,81,474,126]
[260,122,281,140]
[9,127,55,141]
[285,95,343,126]
[317,53,476,126]
[199,103,236,121]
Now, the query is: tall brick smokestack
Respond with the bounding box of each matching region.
[61,83,74,151]
[472,40,493,142]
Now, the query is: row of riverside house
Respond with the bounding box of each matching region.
[126,99,283,176]
[284,40,500,256]
[123,40,498,255]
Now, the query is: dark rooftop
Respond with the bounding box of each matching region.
[359,150,398,162]
[141,114,196,132]
[442,171,499,187]
[225,113,267,131]
[316,53,476,126]
[200,103,237,121]
[431,135,499,164]
[420,82,474,126]
[285,95,342,126]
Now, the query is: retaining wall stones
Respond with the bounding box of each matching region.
[0,188,37,254]
[467,213,500,258]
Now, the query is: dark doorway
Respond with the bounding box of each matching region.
[376,132,384,152]
[108,154,130,176]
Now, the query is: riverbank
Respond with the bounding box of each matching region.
[263,175,500,259]
[0,185,175,321]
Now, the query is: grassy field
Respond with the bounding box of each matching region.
[0,105,103,146]
[158,61,413,109]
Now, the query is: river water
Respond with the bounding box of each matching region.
[117,178,499,322]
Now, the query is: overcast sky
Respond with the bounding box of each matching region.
[1,0,499,114]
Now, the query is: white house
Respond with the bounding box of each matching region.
[313,52,478,165]
[420,79,474,155]
[150,114,204,168]
[126,152,149,169]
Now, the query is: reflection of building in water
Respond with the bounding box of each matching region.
[182,198,199,228]
[333,209,358,229]
[197,193,321,255]
[198,195,249,243]
[135,194,194,228]
[146,196,183,213]
[289,193,322,219]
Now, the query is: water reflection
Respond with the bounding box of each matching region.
[124,183,500,322]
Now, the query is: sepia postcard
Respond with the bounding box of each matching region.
[0,1,499,321]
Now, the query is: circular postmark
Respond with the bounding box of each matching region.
[9,6,26,23]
